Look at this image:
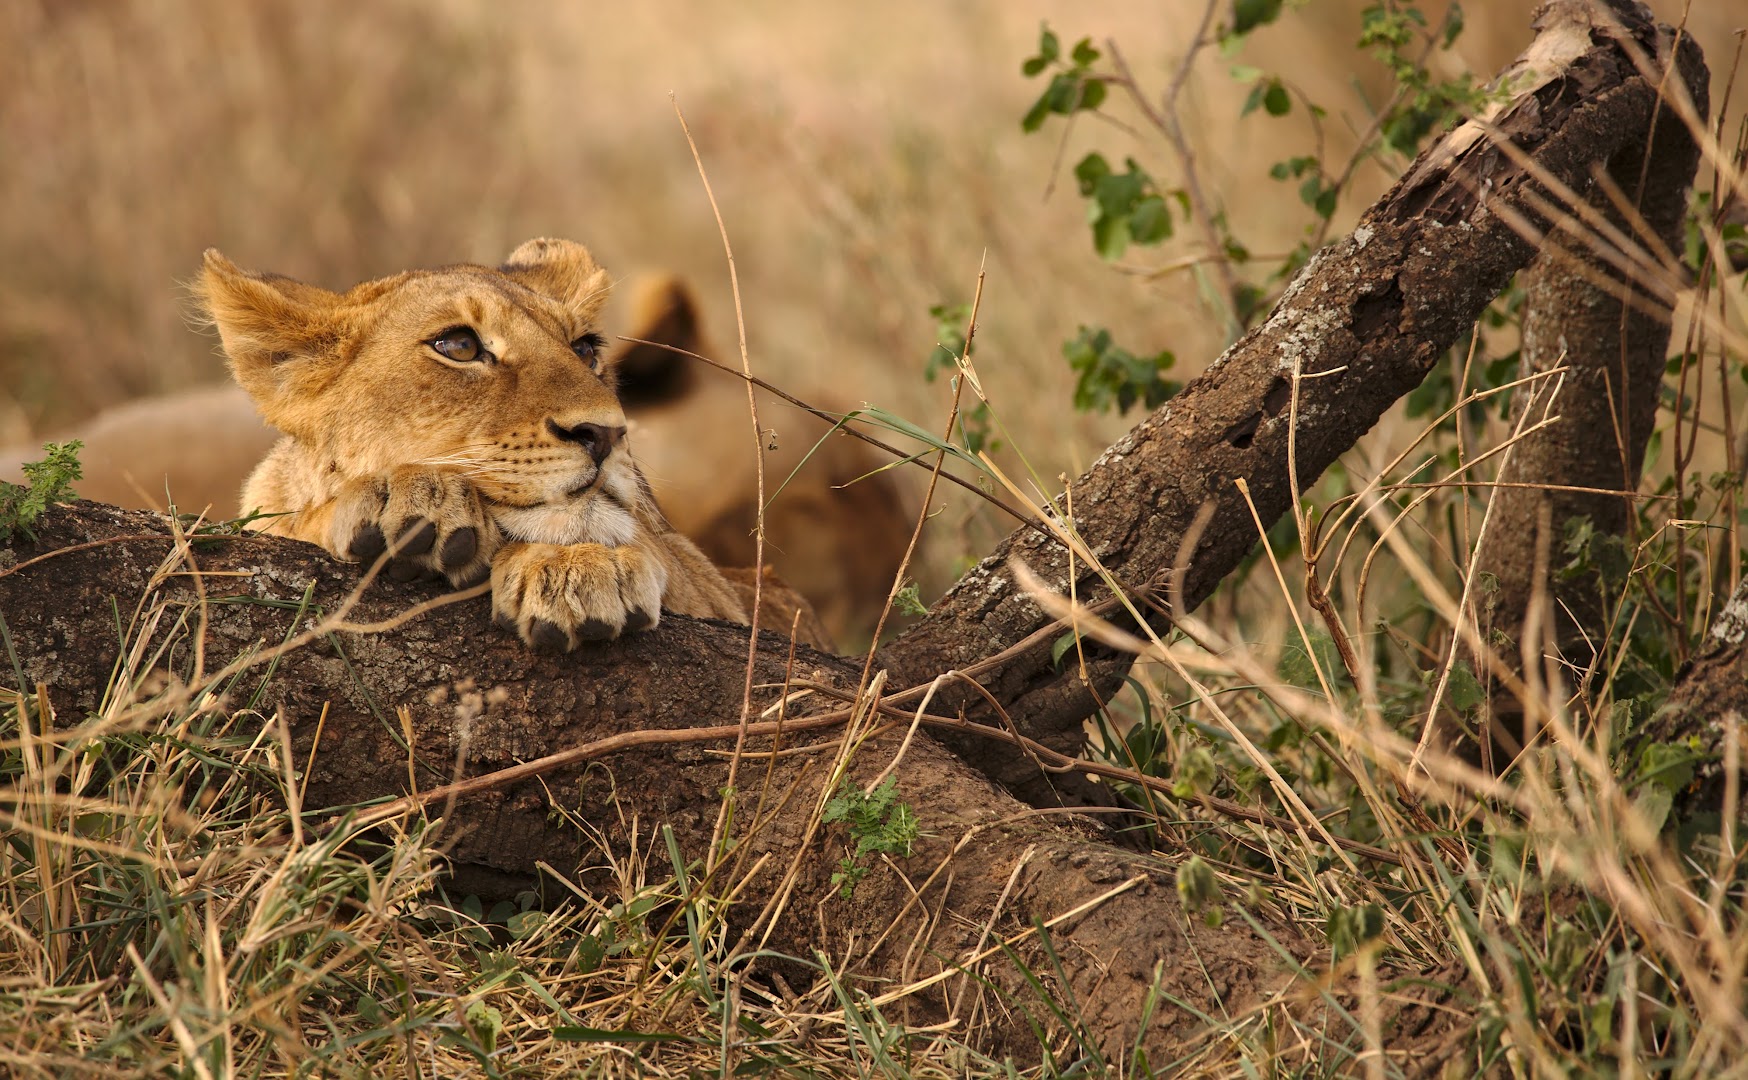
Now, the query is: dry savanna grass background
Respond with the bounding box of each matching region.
[6,1,1748,1076]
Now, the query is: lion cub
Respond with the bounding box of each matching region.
[197,238,746,650]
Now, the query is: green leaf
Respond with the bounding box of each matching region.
[1063,326,1180,415]
[1634,785,1674,835]
[1171,746,1217,798]
[1279,631,1337,690]
[1637,741,1700,793]
[1093,161,1147,215]
[573,934,606,973]
[1092,212,1129,261]
[1271,155,1315,181]
[1044,72,1080,114]
[1038,26,1060,63]
[506,910,547,939]
[1232,0,1284,35]
[822,776,919,897]
[892,582,929,617]
[925,300,972,378]
[1176,855,1222,911]
[466,1002,504,1056]
[1263,80,1291,116]
[1021,91,1053,132]
[1051,630,1081,668]
[1021,55,1049,77]
[1070,37,1100,67]
[1073,151,1112,195]
[1077,77,1106,112]
[1241,83,1267,118]
[356,995,385,1025]
[1441,2,1465,49]
[1128,195,1172,244]
[1446,661,1484,713]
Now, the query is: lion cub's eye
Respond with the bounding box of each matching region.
[571,332,607,369]
[430,327,493,364]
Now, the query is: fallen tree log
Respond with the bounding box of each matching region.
[0,503,1313,1064]
[0,0,1714,1070]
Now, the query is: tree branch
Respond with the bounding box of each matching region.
[878,0,1711,801]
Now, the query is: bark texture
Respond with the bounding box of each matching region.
[1469,8,1707,758]
[0,0,1713,1070]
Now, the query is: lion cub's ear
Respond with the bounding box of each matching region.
[611,274,705,409]
[197,249,346,423]
[501,238,612,324]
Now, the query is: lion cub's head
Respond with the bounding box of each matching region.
[199,238,647,545]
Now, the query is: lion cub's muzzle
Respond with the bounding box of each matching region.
[547,418,625,467]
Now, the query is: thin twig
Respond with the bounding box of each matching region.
[671,96,766,876]
[1106,36,1241,332]
[615,334,1044,534]
[335,678,1404,866]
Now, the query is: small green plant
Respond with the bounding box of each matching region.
[1175,855,1223,926]
[891,581,930,617]
[0,440,82,541]
[1063,326,1180,416]
[1072,152,1175,262]
[822,776,918,898]
[1326,902,1386,961]
[1357,2,1484,159]
[1019,28,1106,133]
[1021,28,1185,266]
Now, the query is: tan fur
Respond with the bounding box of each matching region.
[0,384,279,514]
[615,276,915,641]
[197,239,746,650]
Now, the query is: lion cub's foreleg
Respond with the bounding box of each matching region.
[244,439,747,650]
[489,528,746,650]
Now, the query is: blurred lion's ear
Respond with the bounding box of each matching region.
[611,273,704,408]
[501,237,612,323]
[195,249,348,420]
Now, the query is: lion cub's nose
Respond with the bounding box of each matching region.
[547,418,626,466]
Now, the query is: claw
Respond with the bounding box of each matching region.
[439,526,478,571]
[349,523,386,563]
[577,617,617,642]
[394,520,437,557]
[529,618,573,652]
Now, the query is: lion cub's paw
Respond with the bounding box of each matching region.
[327,466,500,587]
[490,541,668,650]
